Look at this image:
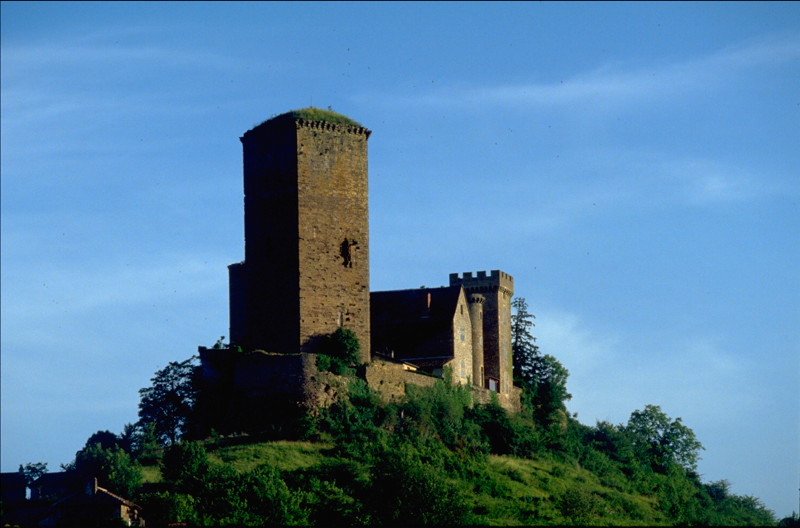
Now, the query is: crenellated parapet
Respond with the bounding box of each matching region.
[242,108,372,141]
[294,118,372,138]
[450,270,514,297]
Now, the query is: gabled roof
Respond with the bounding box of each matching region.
[370,285,464,361]
[371,285,462,327]
[31,471,81,490]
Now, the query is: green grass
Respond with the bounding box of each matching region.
[261,107,363,128]
[140,464,162,484]
[462,455,669,526]
[139,438,670,525]
[207,439,332,473]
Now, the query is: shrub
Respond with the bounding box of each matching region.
[557,486,602,525]
[161,441,210,493]
[138,491,198,526]
[366,441,471,526]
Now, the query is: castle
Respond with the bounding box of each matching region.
[197,109,520,433]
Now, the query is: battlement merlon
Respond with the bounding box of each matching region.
[449,270,514,296]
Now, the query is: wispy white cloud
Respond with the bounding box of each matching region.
[2,253,227,323]
[535,307,755,428]
[2,40,257,74]
[515,148,795,231]
[363,34,800,109]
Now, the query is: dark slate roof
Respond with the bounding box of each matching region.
[1,472,27,502]
[370,286,462,361]
[31,472,81,490]
[371,285,462,326]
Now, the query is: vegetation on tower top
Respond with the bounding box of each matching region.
[262,107,363,128]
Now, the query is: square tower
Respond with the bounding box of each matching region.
[229,109,371,363]
[450,270,514,394]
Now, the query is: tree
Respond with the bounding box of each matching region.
[138,356,198,446]
[316,327,362,375]
[511,297,540,385]
[121,421,161,463]
[161,441,210,493]
[18,462,48,486]
[74,443,142,497]
[529,354,572,425]
[626,404,704,473]
[83,430,122,451]
[511,297,571,426]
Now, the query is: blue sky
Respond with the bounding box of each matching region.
[2,1,798,517]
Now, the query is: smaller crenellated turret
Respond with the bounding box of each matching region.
[450,270,514,394]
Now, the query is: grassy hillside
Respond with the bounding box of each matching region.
[137,436,672,525]
[127,375,778,526]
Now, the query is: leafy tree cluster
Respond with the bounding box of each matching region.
[137,356,198,446]
[18,462,48,486]
[54,429,143,499]
[511,298,572,427]
[139,441,306,525]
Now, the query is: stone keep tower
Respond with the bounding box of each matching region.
[228,110,371,363]
[450,270,514,394]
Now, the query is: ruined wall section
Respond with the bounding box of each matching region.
[196,347,349,434]
[295,120,371,363]
[364,357,441,403]
[472,384,522,413]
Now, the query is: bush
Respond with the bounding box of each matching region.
[556,486,602,525]
[366,441,472,526]
[138,491,198,526]
[161,441,210,493]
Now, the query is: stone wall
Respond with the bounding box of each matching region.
[232,117,301,353]
[472,384,523,414]
[196,347,349,433]
[198,348,522,434]
[296,121,371,363]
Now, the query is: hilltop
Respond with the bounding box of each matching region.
[127,373,780,526]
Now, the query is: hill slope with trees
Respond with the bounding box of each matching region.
[6,299,791,526]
